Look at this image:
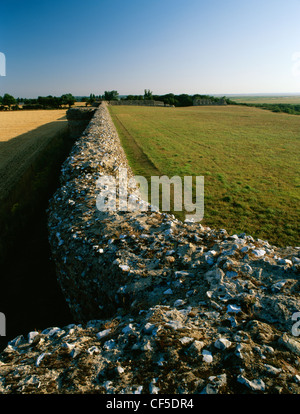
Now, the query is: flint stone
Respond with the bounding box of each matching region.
[214,337,232,350]
[279,334,300,356]
[237,375,266,392]
[202,350,213,363]
[188,340,205,358]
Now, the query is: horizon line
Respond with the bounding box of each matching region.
[3,91,300,99]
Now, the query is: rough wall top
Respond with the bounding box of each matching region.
[0,102,299,394]
[47,102,299,327]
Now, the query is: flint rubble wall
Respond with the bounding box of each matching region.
[109,99,166,106]
[0,102,299,394]
[193,98,227,106]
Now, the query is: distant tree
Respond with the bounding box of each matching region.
[61,93,75,108]
[2,93,16,108]
[158,93,175,106]
[144,89,153,100]
[104,90,119,101]
[85,93,96,106]
[177,94,193,107]
[272,106,281,113]
[37,95,61,109]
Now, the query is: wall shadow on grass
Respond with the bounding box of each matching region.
[0,127,75,351]
[0,120,68,202]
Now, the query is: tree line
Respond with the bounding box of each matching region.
[119,90,229,107]
[2,90,300,115]
[100,90,300,114]
[237,101,300,115]
[86,89,229,107]
[0,93,76,110]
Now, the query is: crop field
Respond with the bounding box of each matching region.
[0,109,68,200]
[229,95,300,104]
[0,109,67,142]
[109,105,300,247]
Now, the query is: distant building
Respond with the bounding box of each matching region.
[193,98,227,106]
[109,100,165,107]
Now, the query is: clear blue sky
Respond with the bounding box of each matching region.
[1,0,300,98]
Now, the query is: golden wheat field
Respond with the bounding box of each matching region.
[0,109,67,142]
[0,109,68,200]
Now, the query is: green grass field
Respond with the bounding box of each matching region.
[109,105,300,247]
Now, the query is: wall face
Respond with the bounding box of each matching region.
[66,107,97,138]
[0,102,299,394]
[193,98,227,106]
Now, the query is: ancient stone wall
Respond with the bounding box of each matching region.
[0,102,299,394]
[47,103,300,327]
[109,99,165,107]
[193,98,227,106]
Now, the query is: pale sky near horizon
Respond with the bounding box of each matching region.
[1,0,300,98]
